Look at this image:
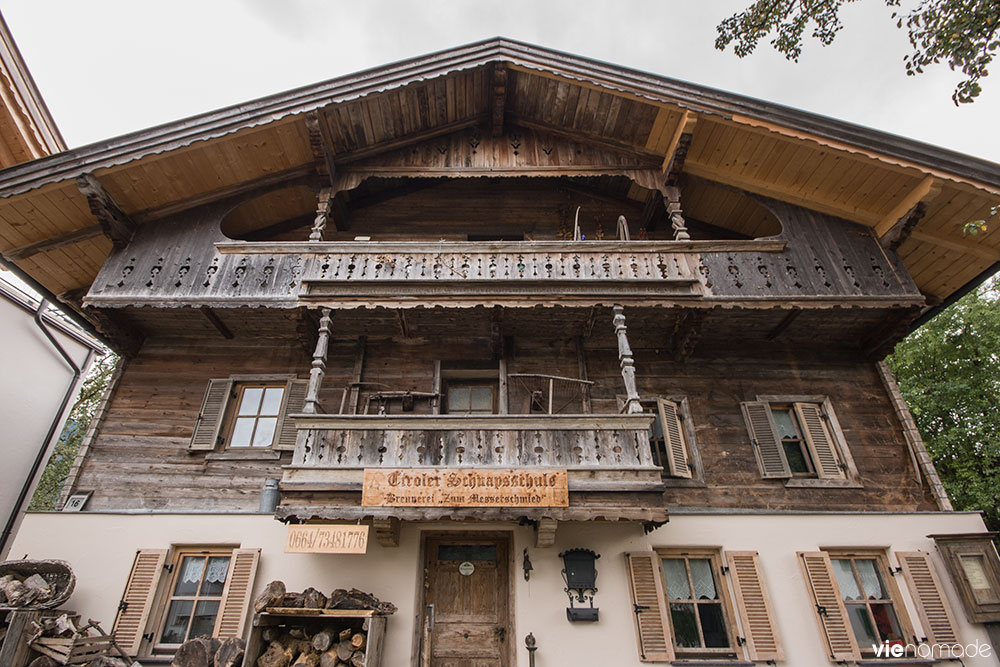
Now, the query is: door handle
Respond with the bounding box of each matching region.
[495,626,506,643]
[426,603,435,631]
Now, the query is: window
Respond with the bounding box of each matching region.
[228,384,284,448]
[158,551,232,648]
[830,555,906,652]
[189,376,307,453]
[111,547,261,658]
[661,553,735,657]
[932,533,1000,623]
[640,397,699,480]
[445,383,496,415]
[741,396,858,485]
[625,550,783,662]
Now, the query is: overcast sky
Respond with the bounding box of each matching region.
[4,0,999,164]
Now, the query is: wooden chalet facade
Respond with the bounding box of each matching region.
[3,38,1000,665]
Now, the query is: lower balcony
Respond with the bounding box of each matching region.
[276,413,669,528]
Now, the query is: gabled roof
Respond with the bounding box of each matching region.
[0,37,997,303]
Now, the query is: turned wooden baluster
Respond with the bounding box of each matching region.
[613,305,643,414]
[303,308,332,414]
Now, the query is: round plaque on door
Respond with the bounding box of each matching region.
[458,561,475,576]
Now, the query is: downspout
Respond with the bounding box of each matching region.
[0,298,94,556]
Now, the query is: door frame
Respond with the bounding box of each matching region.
[413,530,516,667]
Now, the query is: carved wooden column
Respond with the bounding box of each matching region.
[308,188,333,241]
[303,308,332,414]
[664,186,690,240]
[613,305,643,414]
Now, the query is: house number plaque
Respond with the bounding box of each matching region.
[362,468,569,507]
[285,524,370,554]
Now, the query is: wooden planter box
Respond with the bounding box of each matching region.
[29,634,113,665]
[246,609,388,667]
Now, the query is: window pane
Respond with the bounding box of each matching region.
[832,559,863,601]
[252,417,277,447]
[230,418,255,447]
[160,599,193,644]
[448,387,470,412]
[771,409,798,439]
[689,559,718,600]
[259,387,284,416]
[669,603,700,648]
[238,387,263,415]
[189,599,220,639]
[469,386,493,411]
[173,556,204,596]
[699,603,730,648]
[846,604,879,648]
[200,556,230,595]
[662,559,692,600]
[870,602,904,643]
[855,559,887,600]
[783,441,811,473]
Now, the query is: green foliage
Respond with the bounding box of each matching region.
[887,278,1000,528]
[716,0,1000,104]
[28,352,118,511]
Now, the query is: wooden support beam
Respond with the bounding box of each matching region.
[909,230,1000,262]
[76,173,136,249]
[396,309,410,338]
[491,62,507,138]
[683,163,883,226]
[505,113,662,162]
[880,201,927,252]
[309,188,334,241]
[535,518,557,548]
[613,305,642,414]
[875,175,940,238]
[335,116,486,165]
[765,309,802,341]
[304,110,338,185]
[576,336,592,414]
[303,308,332,414]
[663,185,690,240]
[347,336,366,415]
[3,223,103,260]
[200,307,234,340]
[372,518,401,548]
[661,110,696,179]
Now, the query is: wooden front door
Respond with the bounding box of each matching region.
[422,533,511,667]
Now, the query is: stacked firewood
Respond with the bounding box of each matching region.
[257,626,368,667]
[251,581,395,667]
[170,636,245,667]
[0,572,57,607]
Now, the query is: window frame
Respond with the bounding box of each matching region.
[635,396,704,484]
[755,395,860,488]
[822,548,917,657]
[653,547,742,660]
[151,546,237,654]
[931,532,1000,622]
[222,382,287,449]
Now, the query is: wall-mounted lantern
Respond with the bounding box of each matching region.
[560,548,599,621]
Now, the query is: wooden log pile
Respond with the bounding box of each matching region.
[253,581,397,615]
[257,626,368,667]
[170,636,245,667]
[0,573,56,607]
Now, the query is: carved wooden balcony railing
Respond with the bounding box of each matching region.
[276,413,670,524]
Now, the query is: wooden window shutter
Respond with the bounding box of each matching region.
[274,379,308,451]
[625,552,675,662]
[657,398,691,479]
[726,551,784,661]
[897,551,960,647]
[794,403,845,479]
[112,548,168,656]
[741,402,791,479]
[213,548,261,638]
[190,379,232,450]
[798,551,860,662]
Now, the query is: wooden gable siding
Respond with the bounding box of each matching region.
[71,329,936,512]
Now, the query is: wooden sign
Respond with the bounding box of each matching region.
[285,524,370,554]
[362,468,569,507]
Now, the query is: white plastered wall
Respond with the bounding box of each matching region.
[9,511,996,665]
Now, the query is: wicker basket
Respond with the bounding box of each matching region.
[0,559,75,610]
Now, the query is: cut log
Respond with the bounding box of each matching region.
[254,580,287,613]
[350,652,365,667]
[215,637,246,667]
[256,641,292,667]
[326,588,397,614]
[289,627,311,640]
[85,658,127,667]
[318,649,339,667]
[282,592,305,608]
[171,636,215,667]
[263,626,281,642]
[28,657,60,667]
[350,633,366,651]
[22,574,53,601]
[311,630,334,653]
[338,628,353,642]
[336,640,355,662]
[302,587,328,609]
[292,653,320,667]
